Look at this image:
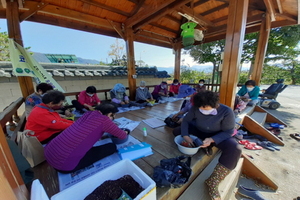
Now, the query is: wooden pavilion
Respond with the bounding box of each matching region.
[0,0,299,199]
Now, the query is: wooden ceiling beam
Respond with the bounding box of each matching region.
[134,35,172,48]
[131,0,192,31]
[108,20,125,40]
[178,5,214,26]
[149,22,178,35]
[26,14,121,38]
[200,3,228,16]
[129,0,146,16]
[39,4,121,30]
[276,13,297,23]
[126,0,176,28]
[78,0,131,17]
[20,1,48,22]
[194,0,210,8]
[263,0,276,21]
[135,30,171,44]
[275,0,283,14]
[164,14,181,24]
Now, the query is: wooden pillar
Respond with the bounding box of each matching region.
[219,0,249,108]
[251,14,271,85]
[174,42,181,80]
[6,0,34,98]
[125,27,136,100]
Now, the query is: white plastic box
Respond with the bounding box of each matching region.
[51,159,156,200]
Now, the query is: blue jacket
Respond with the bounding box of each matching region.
[237,85,260,100]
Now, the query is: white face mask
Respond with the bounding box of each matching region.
[185,97,191,100]
[247,87,254,92]
[87,93,94,97]
[174,83,178,85]
[140,87,145,90]
[40,93,46,97]
[199,108,217,115]
[161,85,167,89]
[199,84,204,86]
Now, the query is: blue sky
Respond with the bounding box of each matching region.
[0,19,208,69]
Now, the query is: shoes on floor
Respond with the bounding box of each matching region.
[257,141,280,151]
[290,133,300,141]
[237,185,268,200]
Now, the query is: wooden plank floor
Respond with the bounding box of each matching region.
[32,100,218,199]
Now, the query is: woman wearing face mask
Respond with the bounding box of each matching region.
[236,80,260,106]
[171,85,196,124]
[44,103,128,173]
[151,81,168,102]
[195,79,207,93]
[72,86,101,113]
[173,91,241,200]
[169,79,181,97]
[135,81,154,106]
[25,90,74,144]
[110,83,130,107]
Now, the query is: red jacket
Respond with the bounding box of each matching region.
[169,83,181,94]
[25,103,74,142]
[78,90,101,106]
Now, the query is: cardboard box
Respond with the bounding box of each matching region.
[51,159,156,200]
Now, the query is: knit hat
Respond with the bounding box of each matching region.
[140,81,146,86]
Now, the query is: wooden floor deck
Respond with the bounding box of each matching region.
[32,100,218,199]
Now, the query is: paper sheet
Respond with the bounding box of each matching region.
[142,118,166,128]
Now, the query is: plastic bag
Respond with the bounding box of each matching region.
[164,117,180,128]
[153,156,192,188]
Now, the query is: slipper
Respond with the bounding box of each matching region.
[290,133,300,141]
[257,141,276,151]
[238,140,251,145]
[244,143,263,150]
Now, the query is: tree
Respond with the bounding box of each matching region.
[187,25,300,85]
[108,38,126,66]
[180,65,208,83]
[0,29,9,61]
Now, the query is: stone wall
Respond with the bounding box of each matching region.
[0,76,168,112]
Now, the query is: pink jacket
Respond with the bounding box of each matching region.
[78,90,101,106]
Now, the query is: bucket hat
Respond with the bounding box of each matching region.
[177,85,195,98]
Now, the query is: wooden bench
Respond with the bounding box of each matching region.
[250,111,267,125]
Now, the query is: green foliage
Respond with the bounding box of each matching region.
[0,29,9,61]
[179,65,208,83]
[238,71,249,84]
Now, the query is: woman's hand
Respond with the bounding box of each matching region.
[200,137,214,148]
[64,110,73,117]
[172,113,179,119]
[183,136,195,147]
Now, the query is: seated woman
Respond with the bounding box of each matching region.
[25,90,74,144]
[195,79,207,92]
[44,103,128,173]
[151,81,168,102]
[72,86,101,113]
[171,85,195,124]
[173,91,241,200]
[110,83,130,107]
[237,80,260,106]
[135,81,154,107]
[25,83,53,118]
[168,79,181,97]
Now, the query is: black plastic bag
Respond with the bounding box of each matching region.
[153,156,192,188]
[164,117,180,128]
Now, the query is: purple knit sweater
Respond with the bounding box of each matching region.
[44,111,127,171]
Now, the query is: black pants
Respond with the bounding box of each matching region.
[40,132,61,144]
[57,143,117,173]
[72,100,85,111]
[173,126,242,170]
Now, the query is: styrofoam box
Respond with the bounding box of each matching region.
[51,159,156,200]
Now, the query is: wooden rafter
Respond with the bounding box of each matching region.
[275,0,283,13]
[126,0,175,28]
[149,22,178,35]
[193,0,210,8]
[164,14,181,24]
[79,0,131,17]
[135,30,171,44]
[131,0,192,31]
[200,3,228,16]
[276,13,297,22]
[108,20,125,40]
[178,5,214,26]
[39,4,122,30]
[263,0,276,21]
[129,0,146,16]
[20,1,48,22]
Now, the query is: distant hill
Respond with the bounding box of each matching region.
[157,64,213,74]
[77,57,100,65]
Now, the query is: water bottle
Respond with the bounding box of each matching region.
[143,127,147,136]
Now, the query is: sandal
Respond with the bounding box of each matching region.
[257,141,280,151]
[244,143,263,150]
[290,133,300,141]
[238,140,251,145]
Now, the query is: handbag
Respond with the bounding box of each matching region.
[17,130,45,167]
[153,156,192,188]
